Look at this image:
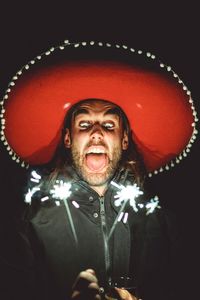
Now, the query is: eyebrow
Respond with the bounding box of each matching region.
[104,107,121,117]
[73,108,89,119]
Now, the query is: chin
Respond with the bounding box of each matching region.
[83,172,109,187]
[81,167,114,187]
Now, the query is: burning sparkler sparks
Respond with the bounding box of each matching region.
[108,181,143,241]
[24,173,78,246]
[25,186,40,204]
[145,196,160,215]
[30,170,42,183]
[50,180,72,200]
[111,181,144,212]
[50,180,78,246]
[108,181,160,241]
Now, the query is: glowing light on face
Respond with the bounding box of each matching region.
[68,101,127,189]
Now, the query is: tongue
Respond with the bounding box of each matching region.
[86,154,107,171]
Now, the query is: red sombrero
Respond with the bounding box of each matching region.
[0,40,198,176]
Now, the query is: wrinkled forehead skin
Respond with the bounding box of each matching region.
[68,99,126,130]
[76,99,116,111]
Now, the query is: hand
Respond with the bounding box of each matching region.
[114,288,138,300]
[105,287,138,300]
[71,269,101,300]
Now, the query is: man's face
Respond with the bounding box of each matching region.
[64,100,128,188]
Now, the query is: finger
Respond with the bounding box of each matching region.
[73,271,98,290]
[88,281,100,292]
[72,282,101,300]
[85,268,96,275]
[88,282,100,289]
[72,269,100,296]
[115,287,137,300]
[78,270,98,283]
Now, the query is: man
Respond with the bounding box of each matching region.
[19,98,181,300]
[63,99,130,195]
[1,39,197,300]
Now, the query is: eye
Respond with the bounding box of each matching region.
[79,121,92,130]
[102,122,115,130]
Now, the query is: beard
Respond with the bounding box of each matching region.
[71,145,122,187]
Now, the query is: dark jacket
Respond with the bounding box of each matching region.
[1,169,183,300]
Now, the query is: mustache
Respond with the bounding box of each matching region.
[85,141,107,148]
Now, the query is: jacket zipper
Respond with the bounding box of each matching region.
[99,196,111,284]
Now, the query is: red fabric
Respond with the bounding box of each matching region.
[4,60,193,171]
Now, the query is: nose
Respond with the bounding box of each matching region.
[90,123,103,143]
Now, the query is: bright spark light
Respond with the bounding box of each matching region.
[30,178,40,183]
[25,187,40,204]
[117,212,124,222]
[111,181,143,212]
[30,170,42,183]
[72,201,80,208]
[31,170,41,180]
[145,196,161,215]
[108,181,143,240]
[123,212,129,224]
[50,180,72,200]
[41,196,49,202]
[50,180,78,246]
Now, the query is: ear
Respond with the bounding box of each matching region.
[64,129,71,148]
[122,132,129,150]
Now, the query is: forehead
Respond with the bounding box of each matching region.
[74,101,120,118]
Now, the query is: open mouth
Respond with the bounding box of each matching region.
[84,146,109,172]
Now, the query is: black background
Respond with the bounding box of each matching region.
[0,2,199,298]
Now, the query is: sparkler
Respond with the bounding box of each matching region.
[50,180,78,246]
[108,181,161,241]
[25,172,78,246]
[108,181,143,240]
[145,196,160,215]
[24,170,42,204]
[25,186,40,204]
[30,170,42,183]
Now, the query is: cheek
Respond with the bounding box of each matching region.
[106,134,123,150]
[72,132,88,150]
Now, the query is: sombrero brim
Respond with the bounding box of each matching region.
[0,41,198,175]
